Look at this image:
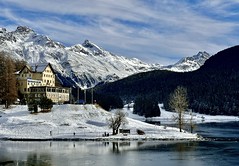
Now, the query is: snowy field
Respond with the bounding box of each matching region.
[0,104,201,141]
[120,104,239,124]
[0,104,238,141]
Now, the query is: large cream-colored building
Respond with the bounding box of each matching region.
[17,63,70,103]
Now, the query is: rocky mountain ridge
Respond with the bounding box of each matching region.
[0,26,210,87]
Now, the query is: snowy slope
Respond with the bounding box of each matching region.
[0,104,199,140]
[0,26,209,87]
[162,52,210,72]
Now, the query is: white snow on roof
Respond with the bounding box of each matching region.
[29,63,49,73]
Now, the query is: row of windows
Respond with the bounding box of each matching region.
[19,80,42,86]
[43,74,54,78]
[32,93,69,99]
[28,82,42,86]
[24,88,29,92]
[47,94,69,99]
[21,74,31,78]
[43,79,54,84]
[45,69,52,73]
[30,88,69,93]
[21,73,54,78]
[30,88,46,92]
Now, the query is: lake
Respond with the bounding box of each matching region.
[0,122,238,166]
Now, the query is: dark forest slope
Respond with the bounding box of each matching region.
[95,46,239,116]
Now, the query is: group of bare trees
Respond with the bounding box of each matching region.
[107,86,190,135]
[0,52,26,108]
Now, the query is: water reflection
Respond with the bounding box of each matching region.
[0,140,238,166]
[26,153,52,166]
[0,152,52,166]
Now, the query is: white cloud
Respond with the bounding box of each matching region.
[1,0,239,64]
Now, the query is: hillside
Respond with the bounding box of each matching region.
[200,45,239,71]
[95,45,239,116]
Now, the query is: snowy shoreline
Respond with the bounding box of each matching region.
[1,136,203,142]
[0,104,237,142]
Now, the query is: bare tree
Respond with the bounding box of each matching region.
[0,52,17,108]
[107,110,128,135]
[169,86,188,132]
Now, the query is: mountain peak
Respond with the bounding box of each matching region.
[15,26,34,34]
[82,39,91,46]
[176,51,210,65]
[0,28,7,33]
[162,51,210,72]
[82,39,105,56]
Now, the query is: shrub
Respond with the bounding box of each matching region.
[38,97,53,112]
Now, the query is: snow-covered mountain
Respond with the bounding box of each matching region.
[162,52,210,72]
[0,26,161,88]
[0,26,209,88]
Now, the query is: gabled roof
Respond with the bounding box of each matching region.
[19,63,55,74]
[19,65,32,74]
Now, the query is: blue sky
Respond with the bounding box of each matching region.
[1,0,239,65]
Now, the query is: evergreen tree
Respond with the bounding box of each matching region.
[133,96,160,117]
[38,97,53,112]
[14,59,27,72]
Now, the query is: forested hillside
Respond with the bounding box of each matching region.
[95,46,239,116]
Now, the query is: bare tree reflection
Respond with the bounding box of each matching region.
[112,142,120,154]
[25,153,52,166]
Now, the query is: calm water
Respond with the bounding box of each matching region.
[0,122,238,166]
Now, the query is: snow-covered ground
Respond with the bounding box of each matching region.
[0,104,200,141]
[1,103,237,141]
[118,104,239,124]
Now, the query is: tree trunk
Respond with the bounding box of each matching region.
[179,111,182,132]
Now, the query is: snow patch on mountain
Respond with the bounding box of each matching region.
[162,52,210,72]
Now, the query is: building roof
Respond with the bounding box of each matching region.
[19,63,55,74]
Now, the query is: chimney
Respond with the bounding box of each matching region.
[35,64,38,72]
